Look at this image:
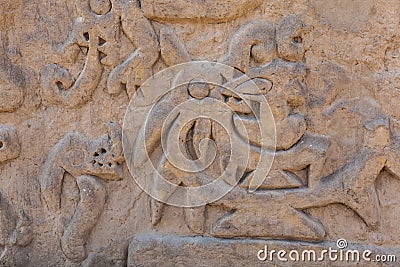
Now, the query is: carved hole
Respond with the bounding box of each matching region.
[94,152,99,157]
[108,163,112,167]
[238,171,252,185]
[99,37,106,47]
[83,32,89,41]
[98,162,104,167]
[56,81,65,90]
[120,83,127,94]
[293,36,303,44]
[100,148,107,154]
[99,52,107,61]
[0,141,3,150]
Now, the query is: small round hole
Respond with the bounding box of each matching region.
[293,36,303,44]
[0,141,3,150]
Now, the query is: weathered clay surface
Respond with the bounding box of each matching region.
[0,0,400,266]
[127,234,400,267]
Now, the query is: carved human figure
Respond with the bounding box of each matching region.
[107,0,159,98]
[217,16,311,161]
[137,67,274,233]
[39,122,125,262]
[139,17,317,233]
[148,79,218,233]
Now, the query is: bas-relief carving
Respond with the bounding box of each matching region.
[0,126,33,262]
[41,0,266,107]
[40,0,160,106]
[39,122,124,263]
[1,0,397,264]
[40,0,111,108]
[123,13,400,247]
[139,15,334,240]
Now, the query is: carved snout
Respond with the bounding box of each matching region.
[84,122,125,180]
[276,15,311,62]
[219,20,276,73]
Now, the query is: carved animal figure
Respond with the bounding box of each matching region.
[107,0,160,98]
[39,122,124,262]
[212,98,400,240]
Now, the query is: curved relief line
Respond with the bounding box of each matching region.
[0,125,32,252]
[61,175,106,263]
[219,20,276,73]
[40,34,102,108]
[39,133,89,213]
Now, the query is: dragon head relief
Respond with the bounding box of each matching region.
[83,122,125,179]
[276,15,311,62]
[39,122,126,262]
[62,122,125,180]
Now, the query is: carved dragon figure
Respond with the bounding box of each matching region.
[39,122,125,262]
